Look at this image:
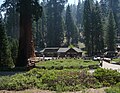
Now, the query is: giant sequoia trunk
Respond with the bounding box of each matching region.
[16,0,35,67]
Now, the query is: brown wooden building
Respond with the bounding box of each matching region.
[40,48,59,57]
[57,48,82,57]
[39,47,82,58]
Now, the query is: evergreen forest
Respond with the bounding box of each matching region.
[0,0,120,67]
[0,0,120,93]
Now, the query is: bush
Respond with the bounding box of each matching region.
[105,82,120,93]
[0,68,44,90]
[0,68,101,91]
[0,76,10,90]
[88,65,99,69]
[6,74,42,90]
[41,71,57,90]
[93,68,120,86]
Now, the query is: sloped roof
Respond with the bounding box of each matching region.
[57,48,70,53]
[40,47,59,53]
[44,47,59,49]
[58,47,82,53]
[73,47,82,53]
[40,49,45,53]
[40,47,82,53]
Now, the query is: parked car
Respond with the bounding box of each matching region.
[93,56,101,61]
[103,57,111,63]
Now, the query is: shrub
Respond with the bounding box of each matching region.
[0,68,101,91]
[0,68,43,90]
[94,68,120,86]
[88,65,99,69]
[105,82,120,93]
[41,71,57,90]
[0,76,10,90]
[7,74,42,90]
[50,66,55,69]
[25,68,43,78]
[54,66,64,70]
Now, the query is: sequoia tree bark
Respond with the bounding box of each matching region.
[16,0,35,67]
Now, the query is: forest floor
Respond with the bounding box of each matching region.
[0,88,107,93]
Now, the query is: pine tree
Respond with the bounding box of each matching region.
[94,1,104,55]
[76,0,82,43]
[0,17,14,68]
[109,0,120,43]
[103,0,120,43]
[100,0,108,19]
[83,0,92,56]
[106,10,116,51]
[40,7,47,48]
[76,0,82,27]
[1,0,19,39]
[83,0,104,56]
[46,0,67,47]
[46,0,54,46]
[35,10,46,50]
[9,38,18,65]
[100,0,108,46]
[70,4,77,22]
[65,5,79,46]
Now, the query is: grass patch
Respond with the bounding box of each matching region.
[113,58,120,63]
[36,58,99,69]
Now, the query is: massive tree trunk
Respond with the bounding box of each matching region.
[16,0,35,67]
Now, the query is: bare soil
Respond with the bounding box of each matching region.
[0,89,55,93]
[0,88,107,93]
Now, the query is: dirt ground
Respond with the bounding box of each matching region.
[0,88,107,93]
[0,89,54,93]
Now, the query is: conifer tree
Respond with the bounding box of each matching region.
[83,0,92,56]
[94,1,104,55]
[46,0,67,47]
[16,0,42,67]
[65,5,71,45]
[35,12,46,50]
[76,0,82,26]
[109,0,120,43]
[40,8,47,48]
[65,5,79,46]
[106,10,116,51]
[0,17,14,68]
[1,0,19,39]
[83,0,104,56]
[100,0,108,19]
[101,0,120,43]
[9,38,18,65]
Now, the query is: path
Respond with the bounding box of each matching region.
[0,88,107,93]
[89,60,120,73]
[102,61,120,72]
[64,88,106,93]
[0,72,25,76]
